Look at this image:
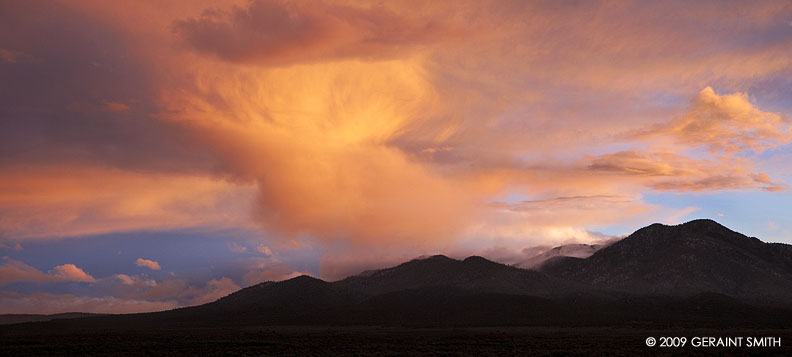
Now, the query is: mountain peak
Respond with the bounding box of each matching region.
[288,274,321,282]
[541,218,792,298]
[632,219,738,243]
[462,255,491,263]
[462,256,506,267]
[642,219,727,231]
[412,254,454,262]
[682,218,720,225]
[678,218,731,231]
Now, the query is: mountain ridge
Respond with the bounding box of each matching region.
[4,219,792,328]
[540,219,792,300]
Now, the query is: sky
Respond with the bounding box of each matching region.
[1,0,791,314]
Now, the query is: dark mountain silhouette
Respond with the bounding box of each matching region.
[540,219,792,300]
[4,219,792,330]
[335,254,578,296]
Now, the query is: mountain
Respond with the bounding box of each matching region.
[540,219,792,300]
[4,219,792,329]
[335,254,577,296]
[154,255,589,326]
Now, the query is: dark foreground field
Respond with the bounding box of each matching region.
[1,326,791,356]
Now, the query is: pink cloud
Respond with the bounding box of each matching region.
[135,258,161,271]
[51,264,96,283]
[256,244,272,256]
[113,274,156,288]
[0,259,95,285]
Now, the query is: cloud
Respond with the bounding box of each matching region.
[635,87,791,154]
[256,244,272,256]
[0,242,23,251]
[588,150,785,192]
[172,0,464,66]
[227,242,247,253]
[516,243,609,269]
[578,87,790,193]
[160,58,492,245]
[0,259,95,285]
[0,259,53,285]
[0,291,178,315]
[0,1,219,175]
[2,1,790,250]
[1,273,243,314]
[135,258,161,271]
[104,101,130,112]
[480,194,652,236]
[51,264,96,282]
[242,261,309,285]
[115,274,135,285]
[143,277,240,305]
[319,250,414,282]
[199,277,242,304]
[0,165,257,239]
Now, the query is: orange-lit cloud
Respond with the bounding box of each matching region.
[158,58,496,244]
[1,1,790,253]
[588,150,784,192]
[135,258,161,271]
[51,264,96,283]
[0,165,256,239]
[635,87,791,154]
